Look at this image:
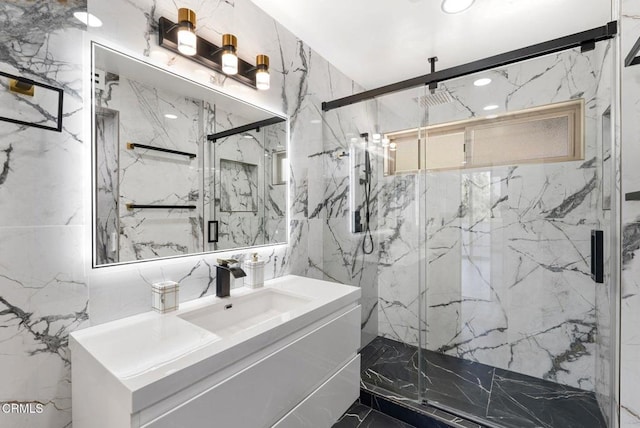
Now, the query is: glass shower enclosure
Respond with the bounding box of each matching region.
[324,38,618,428]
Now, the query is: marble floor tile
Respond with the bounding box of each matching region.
[332,401,413,428]
[360,410,415,428]
[421,350,494,418]
[333,402,373,428]
[486,368,607,428]
[360,336,607,428]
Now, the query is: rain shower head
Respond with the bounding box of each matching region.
[414,90,454,107]
[416,56,455,107]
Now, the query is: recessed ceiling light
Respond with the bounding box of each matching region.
[73,11,103,27]
[243,134,254,139]
[164,113,178,119]
[486,114,498,119]
[441,0,475,14]
[474,78,492,87]
[483,104,499,111]
[372,133,381,141]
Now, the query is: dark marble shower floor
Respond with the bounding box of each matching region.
[360,337,607,428]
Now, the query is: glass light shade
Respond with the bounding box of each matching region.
[256,69,270,90]
[177,29,197,56]
[222,51,238,75]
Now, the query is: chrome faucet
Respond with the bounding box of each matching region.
[215,259,246,298]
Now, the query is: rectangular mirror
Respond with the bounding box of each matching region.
[92,43,287,266]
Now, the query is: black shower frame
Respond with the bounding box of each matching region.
[322,21,618,111]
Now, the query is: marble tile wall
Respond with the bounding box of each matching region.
[0,2,88,427]
[263,123,288,244]
[319,100,380,346]
[207,106,266,251]
[374,43,614,393]
[95,73,204,263]
[0,0,372,426]
[620,1,640,427]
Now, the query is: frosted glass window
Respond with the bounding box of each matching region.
[386,134,420,175]
[471,116,571,165]
[425,131,466,169]
[383,99,583,175]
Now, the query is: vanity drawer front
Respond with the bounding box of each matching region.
[272,354,360,428]
[143,305,361,428]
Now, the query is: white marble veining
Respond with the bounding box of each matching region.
[0,0,369,426]
[95,72,204,263]
[0,1,88,426]
[620,1,640,427]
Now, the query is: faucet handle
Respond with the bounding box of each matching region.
[216,258,238,267]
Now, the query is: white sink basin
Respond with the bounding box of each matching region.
[70,275,360,410]
[178,288,311,337]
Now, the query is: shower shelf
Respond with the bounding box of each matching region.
[126,142,196,159]
[126,203,197,210]
[625,36,640,67]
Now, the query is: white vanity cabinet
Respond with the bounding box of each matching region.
[71,276,361,428]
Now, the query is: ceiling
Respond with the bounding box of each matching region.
[250,0,612,89]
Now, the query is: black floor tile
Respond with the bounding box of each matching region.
[359,336,607,428]
[361,337,421,399]
[333,402,373,428]
[360,409,415,428]
[485,369,607,428]
[422,350,494,417]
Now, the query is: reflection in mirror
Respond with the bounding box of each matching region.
[93,43,287,266]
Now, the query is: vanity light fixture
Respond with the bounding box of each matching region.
[158,14,267,90]
[221,34,238,75]
[441,0,474,14]
[255,54,270,90]
[177,8,197,56]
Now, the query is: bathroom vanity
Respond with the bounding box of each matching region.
[70,276,361,428]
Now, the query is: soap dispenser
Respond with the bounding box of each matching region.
[243,253,265,288]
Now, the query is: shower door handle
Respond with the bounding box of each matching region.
[591,230,603,283]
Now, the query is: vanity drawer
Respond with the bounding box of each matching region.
[272,354,360,428]
[143,305,361,428]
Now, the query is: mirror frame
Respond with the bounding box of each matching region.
[90,41,289,268]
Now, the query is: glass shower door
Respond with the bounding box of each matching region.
[418,41,616,428]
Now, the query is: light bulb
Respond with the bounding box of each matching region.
[222,51,238,75]
[256,69,270,90]
[177,29,197,56]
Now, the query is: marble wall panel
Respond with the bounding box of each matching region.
[0,0,369,426]
[620,0,640,426]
